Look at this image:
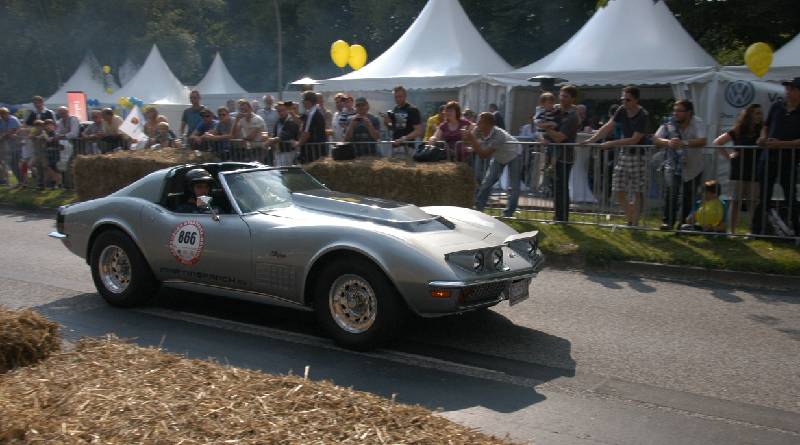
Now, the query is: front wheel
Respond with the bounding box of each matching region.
[90,229,157,307]
[314,258,403,350]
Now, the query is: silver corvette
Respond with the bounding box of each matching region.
[49,162,544,349]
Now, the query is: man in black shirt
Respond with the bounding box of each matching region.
[267,101,301,167]
[542,85,580,222]
[585,86,649,226]
[751,77,800,236]
[297,91,327,163]
[384,85,422,148]
[24,96,55,126]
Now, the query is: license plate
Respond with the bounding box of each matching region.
[508,279,530,306]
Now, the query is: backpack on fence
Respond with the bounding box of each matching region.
[331,142,355,161]
[412,142,447,162]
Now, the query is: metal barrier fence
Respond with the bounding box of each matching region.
[503,142,799,241]
[0,136,797,240]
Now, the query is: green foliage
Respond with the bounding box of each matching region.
[0,0,797,103]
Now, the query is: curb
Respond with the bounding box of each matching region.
[545,255,800,292]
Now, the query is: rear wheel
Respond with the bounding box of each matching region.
[90,230,157,307]
[313,257,403,350]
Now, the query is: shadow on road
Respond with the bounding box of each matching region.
[32,290,570,413]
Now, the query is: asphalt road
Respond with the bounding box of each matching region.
[1,207,799,444]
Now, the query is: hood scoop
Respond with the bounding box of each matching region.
[290,190,453,232]
[292,190,434,222]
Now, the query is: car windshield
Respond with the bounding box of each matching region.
[223,168,326,213]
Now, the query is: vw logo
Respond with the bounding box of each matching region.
[724,81,755,108]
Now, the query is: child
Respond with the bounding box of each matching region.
[534,92,559,142]
[17,122,43,187]
[148,122,180,148]
[43,119,62,188]
[680,180,726,232]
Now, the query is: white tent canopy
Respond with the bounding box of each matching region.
[316,0,511,91]
[115,45,190,105]
[720,33,800,82]
[118,58,140,87]
[46,52,118,105]
[773,32,800,68]
[496,0,717,87]
[194,52,246,95]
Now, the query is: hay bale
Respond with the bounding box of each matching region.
[0,306,60,374]
[74,148,218,201]
[0,336,517,444]
[306,157,477,207]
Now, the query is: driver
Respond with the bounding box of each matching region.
[176,168,216,213]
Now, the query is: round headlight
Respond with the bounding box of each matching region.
[492,249,503,270]
[472,252,484,271]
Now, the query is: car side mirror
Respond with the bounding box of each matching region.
[198,195,220,221]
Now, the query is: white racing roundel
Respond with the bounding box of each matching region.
[169,221,206,265]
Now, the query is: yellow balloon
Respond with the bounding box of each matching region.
[330,40,350,68]
[744,42,773,77]
[102,65,111,74]
[348,44,367,70]
[105,87,113,94]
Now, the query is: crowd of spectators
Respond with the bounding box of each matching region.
[1,78,798,237]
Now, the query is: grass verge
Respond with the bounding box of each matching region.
[506,219,800,276]
[0,186,77,210]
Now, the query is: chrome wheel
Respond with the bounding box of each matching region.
[329,274,377,334]
[98,245,131,294]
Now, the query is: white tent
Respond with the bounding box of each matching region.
[720,33,800,82]
[773,32,800,68]
[46,52,118,105]
[115,45,190,105]
[194,52,246,95]
[118,58,140,87]
[494,0,717,87]
[315,0,511,91]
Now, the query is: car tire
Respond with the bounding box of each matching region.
[313,257,403,350]
[90,229,157,308]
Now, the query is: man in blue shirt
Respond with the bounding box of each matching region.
[188,108,217,149]
[180,90,204,139]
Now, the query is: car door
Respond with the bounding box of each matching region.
[142,204,253,290]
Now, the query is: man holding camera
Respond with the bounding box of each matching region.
[344,97,380,156]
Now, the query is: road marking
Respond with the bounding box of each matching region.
[134,306,800,435]
[134,307,545,388]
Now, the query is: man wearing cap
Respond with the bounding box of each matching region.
[188,108,218,149]
[751,77,800,236]
[344,97,380,156]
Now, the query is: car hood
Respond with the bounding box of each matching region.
[260,191,494,244]
[289,190,438,224]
